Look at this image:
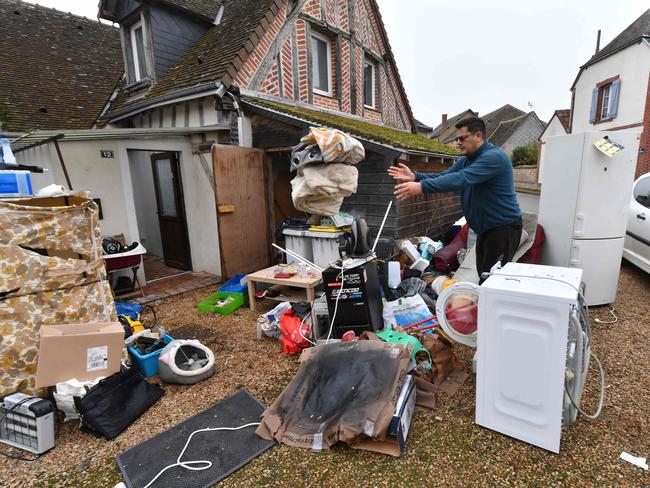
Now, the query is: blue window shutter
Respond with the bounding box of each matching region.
[589,87,598,123]
[608,79,621,118]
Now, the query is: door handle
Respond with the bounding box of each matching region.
[637,213,646,220]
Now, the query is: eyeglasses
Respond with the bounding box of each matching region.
[455,133,475,143]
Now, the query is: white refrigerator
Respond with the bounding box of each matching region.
[538,131,640,305]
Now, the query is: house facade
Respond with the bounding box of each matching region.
[489,111,546,155]
[13,0,461,280]
[430,109,478,145]
[538,109,570,183]
[570,8,650,178]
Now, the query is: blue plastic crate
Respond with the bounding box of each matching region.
[127,334,173,378]
[218,274,248,294]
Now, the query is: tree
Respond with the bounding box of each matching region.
[510,142,538,166]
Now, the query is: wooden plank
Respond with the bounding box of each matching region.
[213,145,271,278]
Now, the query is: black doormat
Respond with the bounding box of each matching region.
[116,389,274,488]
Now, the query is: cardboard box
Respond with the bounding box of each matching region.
[36,322,124,387]
[353,374,417,457]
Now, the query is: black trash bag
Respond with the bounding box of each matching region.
[74,368,164,440]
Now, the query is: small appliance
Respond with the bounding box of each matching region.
[0,393,55,455]
[435,262,602,453]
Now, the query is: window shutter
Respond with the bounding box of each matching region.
[608,79,621,118]
[589,87,598,123]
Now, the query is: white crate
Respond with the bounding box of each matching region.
[305,230,344,269]
[282,229,314,264]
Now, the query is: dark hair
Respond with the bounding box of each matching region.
[455,116,486,137]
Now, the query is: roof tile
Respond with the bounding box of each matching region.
[0,0,123,131]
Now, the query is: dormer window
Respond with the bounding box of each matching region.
[130,20,147,82]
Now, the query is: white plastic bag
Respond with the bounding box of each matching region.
[382,294,433,329]
[54,377,104,421]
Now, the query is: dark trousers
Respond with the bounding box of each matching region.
[476,218,523,282]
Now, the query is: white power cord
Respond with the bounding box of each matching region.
[142,422,261,488]
[594,306,618,324]
[564,352,606,419]
[298,311,316,346]
[325,265,346,343]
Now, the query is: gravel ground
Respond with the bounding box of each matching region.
[1,261,648,487]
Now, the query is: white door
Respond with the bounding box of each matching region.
[569,237,625,305]
[573,132,639,239]
[476,288,570,453]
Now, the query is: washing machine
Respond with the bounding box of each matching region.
[435,262,594,453]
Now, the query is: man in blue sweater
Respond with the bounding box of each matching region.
[388,116,522,280]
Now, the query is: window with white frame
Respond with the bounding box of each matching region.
[311,31,332,96]
[363,58,376,108]
[130,20,148,82]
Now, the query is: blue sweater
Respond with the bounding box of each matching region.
[415,142,521,235]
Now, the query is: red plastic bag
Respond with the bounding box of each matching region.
[279,308,311,354]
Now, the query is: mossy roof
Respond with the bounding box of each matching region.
[243,97,460,157]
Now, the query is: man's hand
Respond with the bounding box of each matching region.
[387,163,415,182]
[394,182,422,201]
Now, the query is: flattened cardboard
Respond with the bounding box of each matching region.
[353,374,417,457]
[36,322,123,387]
[256,341,411,451]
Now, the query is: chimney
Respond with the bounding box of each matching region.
[442,114,448,125]
[595,29,601,54]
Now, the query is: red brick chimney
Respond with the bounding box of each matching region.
[442,114,448,125]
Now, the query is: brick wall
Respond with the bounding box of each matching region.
[637,73,650,179]
[280,35,294,100]
[233,1,287,88]
[251,0,414,131]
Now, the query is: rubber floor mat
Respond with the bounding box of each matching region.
[116,389,274,488]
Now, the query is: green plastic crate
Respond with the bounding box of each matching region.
[196,290,245,315]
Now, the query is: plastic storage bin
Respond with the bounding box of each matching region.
[218,273,248,294]
[282,229,314,264]
[196,291,244,315]
[307,230,344,268]
[0,170,32,197]
[128,334,174,378]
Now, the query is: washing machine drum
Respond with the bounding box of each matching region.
[158,339,215,384]
[435,282,480,347]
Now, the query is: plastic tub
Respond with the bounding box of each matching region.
[306,230,344,268]
[282,229,314,264]
[127,334,174,378]
[218,273,248,294]
[196,291,244,315]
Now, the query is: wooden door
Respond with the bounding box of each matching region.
[151,152,192,270]
[213,145,271,278]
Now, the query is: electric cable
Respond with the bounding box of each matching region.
[142,422,261,488]
[325,269,345,344]
[564,352,606,420]
[594,306,618,324]
[298,311,316,346]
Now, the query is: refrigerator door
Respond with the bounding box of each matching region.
[476,286,570,453]
[573,132,639,239]
[569,237,625,305]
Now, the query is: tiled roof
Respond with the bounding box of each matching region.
[554,109,571,132]
[582,8,650,68]
[159,0,223,21]
[108,0,274,115]
[489,112,546,147]
[0,0,122,132]
[242,96,460,157]
[430,109,477,138]
[482,104,526,138]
